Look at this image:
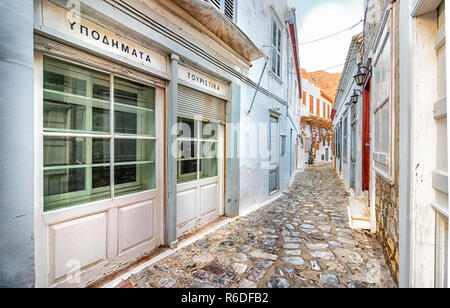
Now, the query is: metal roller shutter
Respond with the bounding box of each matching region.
[177,85,227,123]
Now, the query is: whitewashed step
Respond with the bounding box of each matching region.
[347,198,370,230]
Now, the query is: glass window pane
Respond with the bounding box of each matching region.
[201,141,218,158]
[381,103,390,154]
[114,163,155,197]
[200,158,218,179]
[177,160,198,184]
[43,57,110,134]
[43,136,111,212]
[178,141,198,160]
[202,121,218,140]
[114,139,156,196]
[114,77,155,137]
[178,117,196,139]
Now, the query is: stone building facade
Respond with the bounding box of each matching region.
[360,0,400,285]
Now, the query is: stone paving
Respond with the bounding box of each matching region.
[119,164,396,288]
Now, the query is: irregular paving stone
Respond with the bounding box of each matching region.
[133,269,154,279]
[213,271,238,287]
[337,237,359,246]
[320,274,340,286]
[283,243,300,249]
[310,260,322,271]
[238,279,257,288]
[306,243,329,250]
[248,268,266,281]
[158,278,177,288]
[301,224,316,229]
[194,239,211,249]
[283,237,302,243]
[326,262,347,274]
[268,278,290,288]
[256,260,274,269]
[233,253,248,263]
[184,279,215,288]
[329,241,345,248]
[168,268,186,278]
[319,226,332,233]
[283,257,305,266]
[193,253,215,266]
[193,270,213,281]
[311,251,335,260]
[284,249,302,256]
[232,263,248,275]
[261,239,276,246]
[250,250,278,261]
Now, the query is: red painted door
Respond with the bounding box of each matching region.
[362,78,371,191]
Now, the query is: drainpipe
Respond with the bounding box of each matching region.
[399,0,412,288]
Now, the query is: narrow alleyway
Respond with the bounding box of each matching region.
[118,164,396,288]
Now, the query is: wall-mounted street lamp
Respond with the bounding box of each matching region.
[351,89,363,104]
[353,63,372,87]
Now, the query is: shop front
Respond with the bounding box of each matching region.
[175,65,228,237]
[34,0,168,287]
[31,0,235,287]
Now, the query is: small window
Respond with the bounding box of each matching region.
[205,0,236,22]
[281,136,287,156]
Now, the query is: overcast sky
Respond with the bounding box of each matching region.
[287,0,364,73]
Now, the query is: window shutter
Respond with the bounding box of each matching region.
[224,0,235,21]
[271,20,282,77]
[177,85,227,123]
[209,0,221,10]
[205,0,235,22]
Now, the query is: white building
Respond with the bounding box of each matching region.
[298,77,334,170]
[332,33,365,197]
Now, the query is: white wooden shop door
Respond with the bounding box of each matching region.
[176,86,225,237]
[34,52,164,287]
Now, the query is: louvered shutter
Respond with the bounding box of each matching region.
[224,0,235,21]
[272,20,282,78]
[177,85,226,123]
[205,0,235,22]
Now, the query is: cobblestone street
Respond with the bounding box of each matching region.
[119,164,396,288]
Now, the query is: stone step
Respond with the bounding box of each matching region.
[347,198,370,230]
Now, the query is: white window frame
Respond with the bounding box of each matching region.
[41,54,159,212]
[371,6,395,183]
[176,117,220,184]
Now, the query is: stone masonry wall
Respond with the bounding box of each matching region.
[374,175,399,284]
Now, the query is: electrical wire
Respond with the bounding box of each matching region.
[299,20,363,45]
[312,63,346,72]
